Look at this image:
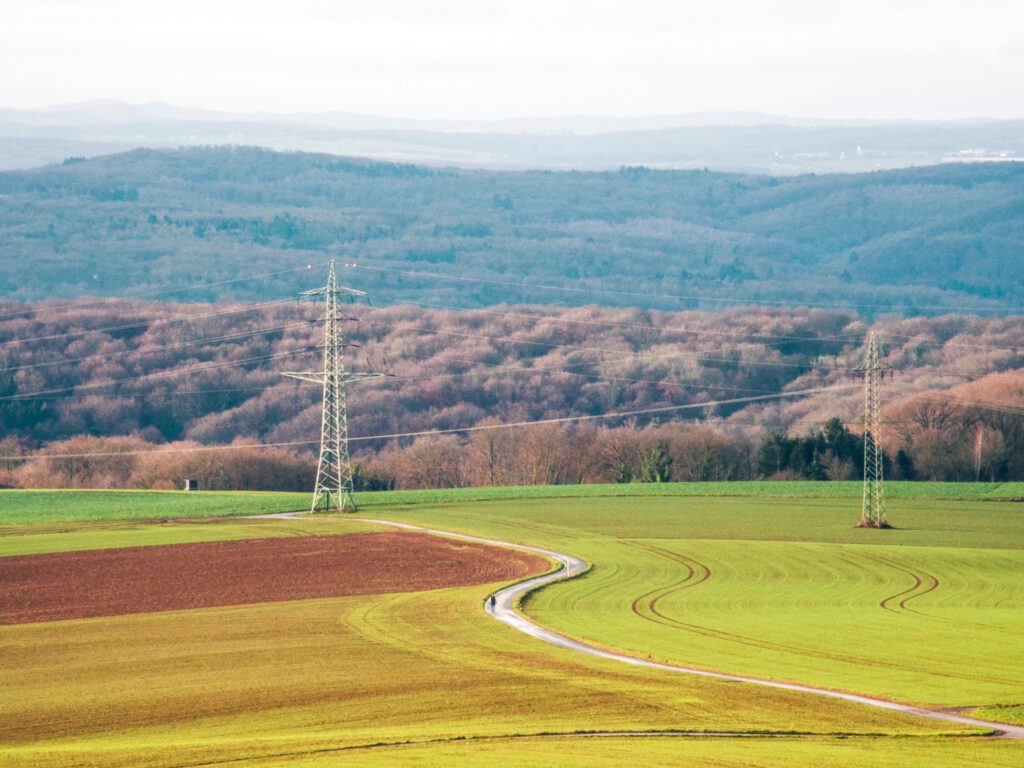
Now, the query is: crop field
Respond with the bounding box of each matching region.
[0,489,311,524]
[0,531,545,624]
[4,481,1022,525]
[378,494,1024,705]
[1,483,1022,766]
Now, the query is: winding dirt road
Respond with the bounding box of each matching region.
[354,516,1024,739]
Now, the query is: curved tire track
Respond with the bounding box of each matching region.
[353,516,1024,740]
[859,551,1014,635]
[626,544,993,685]
[866,552,942,615]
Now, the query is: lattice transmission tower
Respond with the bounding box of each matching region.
[283,261,385,513]
[857,331,890,528]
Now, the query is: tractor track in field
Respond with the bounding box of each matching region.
[866,552,942,615]
[859,550,1014,634]
[625,542,859,663]
[628,542,713,618]
[624,543,1011,687]
[345,515,1024,740]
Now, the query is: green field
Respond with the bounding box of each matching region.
[373,494,1024,706]
[1,483,1022,766]
[0,489,311,524]
[3,480,1022,525]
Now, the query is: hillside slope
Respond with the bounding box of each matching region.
[0,147,1022,313]
[2,300,1021,488]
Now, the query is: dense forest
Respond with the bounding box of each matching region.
[1,147,1023,313]
[1,299,1021,489]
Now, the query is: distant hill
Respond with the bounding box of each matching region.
[0,146,1022,314]
[1,101,1022,174]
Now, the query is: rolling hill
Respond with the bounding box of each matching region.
[0,147,1022,314]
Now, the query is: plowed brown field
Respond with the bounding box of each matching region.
[0,531,547,624]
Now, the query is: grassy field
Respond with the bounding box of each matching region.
[1,574,968,767]
[373,494,1024,709]
[3,480,1023,525]
[236,735,1024,767]
[2,484,1022,766]
[0,489,310,525]
[0,516,382,557]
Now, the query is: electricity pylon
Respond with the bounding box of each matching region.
[857,331,889,528]
[283,261,385,513]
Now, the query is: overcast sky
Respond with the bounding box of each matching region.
[2,0,1022,120]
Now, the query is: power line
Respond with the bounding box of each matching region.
[0,348,311,402]
[389,297,1021,357]
[0,344,785,403]
[0,321,311,374]
[9,385,1024,462]
[1,310,1009,406]
[0,379,320,402]
[0,264,321,322]
[0,383,862,462]
[1,307,1014,419]
[2,291,1016,394]
[392,349,782,396]
[0,297,297,350]
[361,311,1006,389]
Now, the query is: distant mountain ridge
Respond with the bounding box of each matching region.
[5,99,986,131]
[0,100,1022,174]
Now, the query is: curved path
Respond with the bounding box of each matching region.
[355,517,1024,739]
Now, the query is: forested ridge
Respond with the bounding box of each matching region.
[1,299,1021,489]
[1,147,1023,313]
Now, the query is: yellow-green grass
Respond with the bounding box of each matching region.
[367,494,1024,549]
[972,705,1024,726]
[205,735,1024,767]
[0,516,380,557]
[363,495,1024,709]
[3,487,1023,766]
[4,482,1023,525]
[0,489,310,524]
[0,582,984,768]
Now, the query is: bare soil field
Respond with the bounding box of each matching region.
[0,531,546,624]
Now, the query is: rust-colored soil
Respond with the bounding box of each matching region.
[0,532,547,625]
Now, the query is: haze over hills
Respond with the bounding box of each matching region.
[1,100,1022,174]
[0,146,1021,315]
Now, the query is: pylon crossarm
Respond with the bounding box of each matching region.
[281,371,324,384]
[299,286,367,299]
[343,372,389,385]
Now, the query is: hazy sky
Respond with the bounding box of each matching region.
[2,0,1022,119]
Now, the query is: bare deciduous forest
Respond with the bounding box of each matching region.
[2,299,1021,489]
